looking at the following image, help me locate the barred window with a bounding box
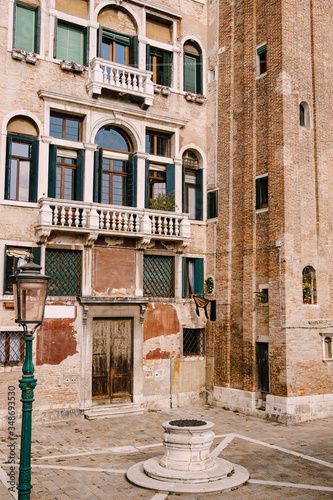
[183,328,205,357]
[143,255,174,298]
[45,249,82,296]
[0,332,24,366]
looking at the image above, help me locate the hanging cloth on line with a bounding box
[193,296,216,321]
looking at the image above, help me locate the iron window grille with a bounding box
[0,331,25,366]
[143,255,174,298]
[183,328,205,357]
[45,249,82,296]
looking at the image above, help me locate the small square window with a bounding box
[0,331,25,366]
[145,130,171,157]
[183,328,205,357]
[257,44,267,76]
[207,190,218,219]
[256,176,268,210]
[182,258,204,298]
[50,113,82,142]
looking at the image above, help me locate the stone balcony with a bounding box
[36,198,191,250]
[86,57,154,107]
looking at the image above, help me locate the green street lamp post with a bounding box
[11,255,50,500]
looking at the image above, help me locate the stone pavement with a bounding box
[0,405,332,499]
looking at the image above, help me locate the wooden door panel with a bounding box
[92,320,110,398]
[110,319,132,400]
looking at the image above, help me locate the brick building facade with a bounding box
[0,0,332,427]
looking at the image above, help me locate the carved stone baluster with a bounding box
[53,205,59,226]
[81,208,87,228]
[74,208,80,227]
[121,72,126,87]
[135,214,140,232]
[123,213,128,232]
[133,75,138,91]
[158,216,162,235]
[115,69,120,86]
[127,72,132,89]
[105,210,110,230]
[110,67,115,85]
[129,214,134,232]
[60,206,66,226]
[112,212,117,230]
[99,211,103,229]
[175,218,180,236]
[151,216,156,234]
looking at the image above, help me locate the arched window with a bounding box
[299,101,310,128]
[97,7,138,67]
[5,116,39,202]
[183,41,202,95]
[302,266,316,304]
[182,150,203,220]
[94,126,135,207]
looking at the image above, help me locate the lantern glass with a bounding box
[19,281,47,323]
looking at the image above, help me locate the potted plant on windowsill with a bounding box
[154,84,162,93]
[185,92,196,102]
[12,48,24,61]
[195,93,207,104]
[25,52,37,64]
[161,86,171,96]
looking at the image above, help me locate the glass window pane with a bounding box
[96,128,130,151]
[113,160,126,172]
[56,167,62,199]
[188,186,196,219]
[155,54,164,85]
[50,116,63,139]
[185,173,196,184]
[188,260,195,295]
[10,160,18,200]
[101,173,110,204]
[102,39,111,61]
[153,182,166,198]
[0,335,5,362]
[9,333,21,362]
[18,161,30,202]
[65,119,80,141]
[113,176,126,205]
[12,142,30,157]
[145,134,154,154]
[156,136,168,156]
[63,168,74,200]
[115,42,126,65]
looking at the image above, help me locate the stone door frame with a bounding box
[79,297,148,410]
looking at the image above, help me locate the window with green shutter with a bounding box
[4,246,40,295]
[183,41,202,94]
[15,3,39,53]
[56,21,86,65]
[146,46,171,86]
[207,190,218,219]
[182,257,204,298]
[5,134,39,203]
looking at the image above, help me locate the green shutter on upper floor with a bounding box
[129,36,139,68]
[182,164,186,213]
[76,149,85,201]
[257,44,267,55]
[31,246,41,265]
[184,54,197,93]
[4,135,12,200]
[182,257,187,298]
[145,159,150,208]
[166,164,175,201]
[93,148,103,203]
[57,22,86,65]
[196,168,203,221]
[196,54,203,94]
[163,51,171,86]
[29,139,39,203]
[194,258,204,296]
[48,144,57,198]
[15,4,37,53]
[256,178,261,210]
[146,43,151,70]
[127,153,137,207]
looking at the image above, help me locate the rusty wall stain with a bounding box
[36,318,77,365]
[145,348,171,360]
[144,303,180,341]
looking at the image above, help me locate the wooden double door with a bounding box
[92,318,132,402]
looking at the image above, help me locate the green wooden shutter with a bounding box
[97,27,102,57]
[184,54,197,93]
[207,192,211,219]
[29,139,39,203]
[93,148,103,203]
[127,153,137,207]
[35,6,40,54]
[166,164,175,203]
[32,246,41,265]
[130,35,139,68]
[256,178,261,209]
[84,27,89,65]
[48,144,57,198]
[182,164,186,213]
[76,149,85,201]
[196,54,203,94]
[182,257,187,298]
[195,258,204,296]
[5,136,12,200]
[53,17,58,58]
[15,4,36,53]
[57,23,85,64]
[146,43,150,70]
[196,168,203,221]
[145,159,150,208]
[257,44,267,55]
[163,52,171,86]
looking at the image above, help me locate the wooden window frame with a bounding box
[185,169,197,217]
[9,139,31,201]
[101,159,128,205]
[149,169,166,199]
[50,112,83,142]
[56,156,76,200]
[146,130,171,157]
